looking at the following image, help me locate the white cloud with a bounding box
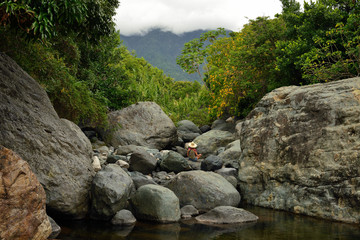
[115,0,306,36]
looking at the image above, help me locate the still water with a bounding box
[57,206,360,240]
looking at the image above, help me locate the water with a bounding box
[57,206,360,240]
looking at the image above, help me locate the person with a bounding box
[187,142,202,162]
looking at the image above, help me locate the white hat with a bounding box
[188,142,197,148]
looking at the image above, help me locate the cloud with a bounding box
[115,0,289,36]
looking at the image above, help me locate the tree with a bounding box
[0,0,119,41]
[176,28,227,84]
[206,17,286,118]
[275,0,359,85]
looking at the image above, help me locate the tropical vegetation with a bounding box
[1,0,359,127]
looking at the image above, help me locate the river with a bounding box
[57,206,360,240]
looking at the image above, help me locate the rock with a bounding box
[107,154,121,164]
[194,130,236,158]
[111,210,137,226]
[130,171,157,189]
[175,146,187,157]
[218,140,241,168]
[160,150,191,173]
[131,184,181,223]
[129,149,157,175]
[211,119,236,132]
[177,120,202,134]
[215,168,239,187]
[92,156,101,172]
[201,155,223,171]
[115,145,145,155]
[181,205,199,219]
[235,121,243,139]
[239,78,360,223]
[0,146,52,240]
[104,102,178,149]
[116,160,130,169]
[166,170,241,211]
[0,53,94,218]
[200,125,211,133]
[224,176,238,188]
[48,216,61,239]
[90,164,135,220]
[215,167,238,178]
[195,206,258,224]
[152,171,176,186]
[177,120,202,142]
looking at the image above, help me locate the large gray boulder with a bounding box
[194,130,236,157]
[0,52,94,218]
[131,184,181,223]
[129,148,157,175]
[200,155,223,171]
[239,78,360,223]
[105,102,178,149]
[166,170,240,211]
[90,164,134,220]
[159,150,191,173]
[195,206,258,224]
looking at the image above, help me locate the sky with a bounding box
[114,0,308,36]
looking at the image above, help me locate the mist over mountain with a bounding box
[120,28,209,82]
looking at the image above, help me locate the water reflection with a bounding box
[57,206,360,240]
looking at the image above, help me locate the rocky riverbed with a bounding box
[1,51,360,239]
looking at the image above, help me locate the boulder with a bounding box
[129,171,157,189]
[90,164,134,220]
[0,146,52,240]
[194,130,236,157]
[129,148,157,175]
[201,155,223,171]
[239,78,360,223]
[180,205,199,219]
[160,150,191,173]
[92,156,101,172]
[211,119,236,132]
[218,140,241,168]
[115,145,147,156]
[166,170,240,211]
[106,154,122,164]
[104,102,178,149]
[177,120,202,134]
[131,184,181,223]
[200,125,211,133]
[177,120,201,142]
[116,160,130,169]
[195,206,258,224]
[111,209,136,226]
[0,53,94,218]
[152,171,176,186]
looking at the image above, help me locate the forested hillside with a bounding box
[120,29,207,82]
[0,0,359,128]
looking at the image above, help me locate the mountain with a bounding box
[120,28,209,82]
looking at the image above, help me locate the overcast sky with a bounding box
[114,0,308,36]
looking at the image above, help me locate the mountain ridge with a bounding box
[120,28,210,82]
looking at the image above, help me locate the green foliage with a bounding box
[0,0,119,42]
[206,17,287,118]
[276,0,360,85]
[300,2,360,82]
[0,28,108,126]
[176,28,227,82]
